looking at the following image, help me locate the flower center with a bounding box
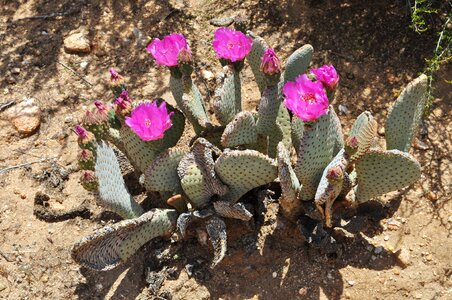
[300,93,316,104]
[144,119,152,127]
[227,41,234,49]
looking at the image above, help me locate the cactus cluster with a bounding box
[71,22,426,271]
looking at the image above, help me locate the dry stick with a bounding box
[57,61,93,87]
[14,9,80,21]
[0,100,15,112]
[0,157,55,175]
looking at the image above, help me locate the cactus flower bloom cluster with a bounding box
[147,33,189,67]
[283,74,329,122]
[260,48,281,75]
[311,65,339,90]
[125,101,174,141]
[212,27,253,62]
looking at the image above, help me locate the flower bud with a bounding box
[260,48,281,76]
[80,170,98,191]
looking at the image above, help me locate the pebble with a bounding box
[11,67,21,75]
[396,248,411,268]
[347,280,355,286]
[8,98,41,136]
[384,235,389,241]
[378,127,385,136]
[272,272,277,278]
[298,287,307,296]
[374,246,383,254]
[201,70,215,81]
[338,104,349,114]
[0,282,7,291]
[426,191,438,202]
[80,61,89,69]
[425,254,433,261]
[64,30,91,53]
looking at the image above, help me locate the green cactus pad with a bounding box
[283,44,314,83]
[206,216,227,268]
[213,67,242,126]
[71,209,177,271]
[256,85,280,135]
[178,139,228,208]
[95,142,143,219]
[275,104,292,150]
[221,111,258,147]
[385,74,428,152]
[144,148,187,193]
[120,126,159,174]
[213,201,253,221]
[347,111,378,162]
[246,31,268,93]
[291,117,304,155]
[355,149,421,202]
[214,149,278,203]
[277,142,302,220]
[314,149,348,227]
[294,107,341,200]
[331,108,344,156]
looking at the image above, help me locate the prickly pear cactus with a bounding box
[71,26,426,273]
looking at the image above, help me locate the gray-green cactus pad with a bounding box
[213,68,242,126]
[347,111,378,162]
[256,85,280,135]
[246,31,268,94]
[120,126,158,174]
[295,107,342,200]
[291,117,304,155]
[95,142,143,219]
[71,209,178,271]
[385,74,428,152]
[178,139,228,208]
[277,142,302,220]
[144,148,187,192]
[221,111,258,147]
[283,44,314,83]
[215,149,278,202]
[206,216,227,268]
[355,149,421,202]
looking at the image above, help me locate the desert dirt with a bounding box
[0,0,451,299]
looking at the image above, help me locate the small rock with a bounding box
[413,138,430,150]
[64,30,91,54]
[11,68,21,75]
[298,287,307,296]
[0,282,7,292]
[426,191,438,202]
[64,116,74,124]
[6,76,16,84]
[80,61,89,69]
[425,254,433,261]
[374,246,383,254]
[394,269,400,275]
[201,70,215,81]
[396,248,411,268]
[387,218,401,230]
[362,87,371,97]
[347,280,355,286]
[41,31,49,36]
[378,127,385,136]
[384,235,389,241]
[8,98,41,136]
[272,272,277,278]
[338,104,349,115]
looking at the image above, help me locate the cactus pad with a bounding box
[213,201,253,221]
[295,107,342,200]
[256,86,280,135]
[221,111,258,147]
[346,111,377,162]
[95,142,143,219]
[291,117,304,154]
[215,149,278,202]
[206,216,227,268]
[144,148,187,193]
[277,142,302,220]
[355,149,421,202]
[246,31,268,94]
[283,44,314,83]
[385,74,428,152]
[71,209,177,271]
[213,68,242,125]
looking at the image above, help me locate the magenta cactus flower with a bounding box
[212,27,253,62]
[283,74,329,122]
[311,65,339,90]
[125,101,174,141]
[260,48,281,75]
[146,33,188,67]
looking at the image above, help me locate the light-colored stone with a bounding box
[396,248,411,268]
[8,98,41,136]
[64,30,91,53]
[201,70,215,81]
